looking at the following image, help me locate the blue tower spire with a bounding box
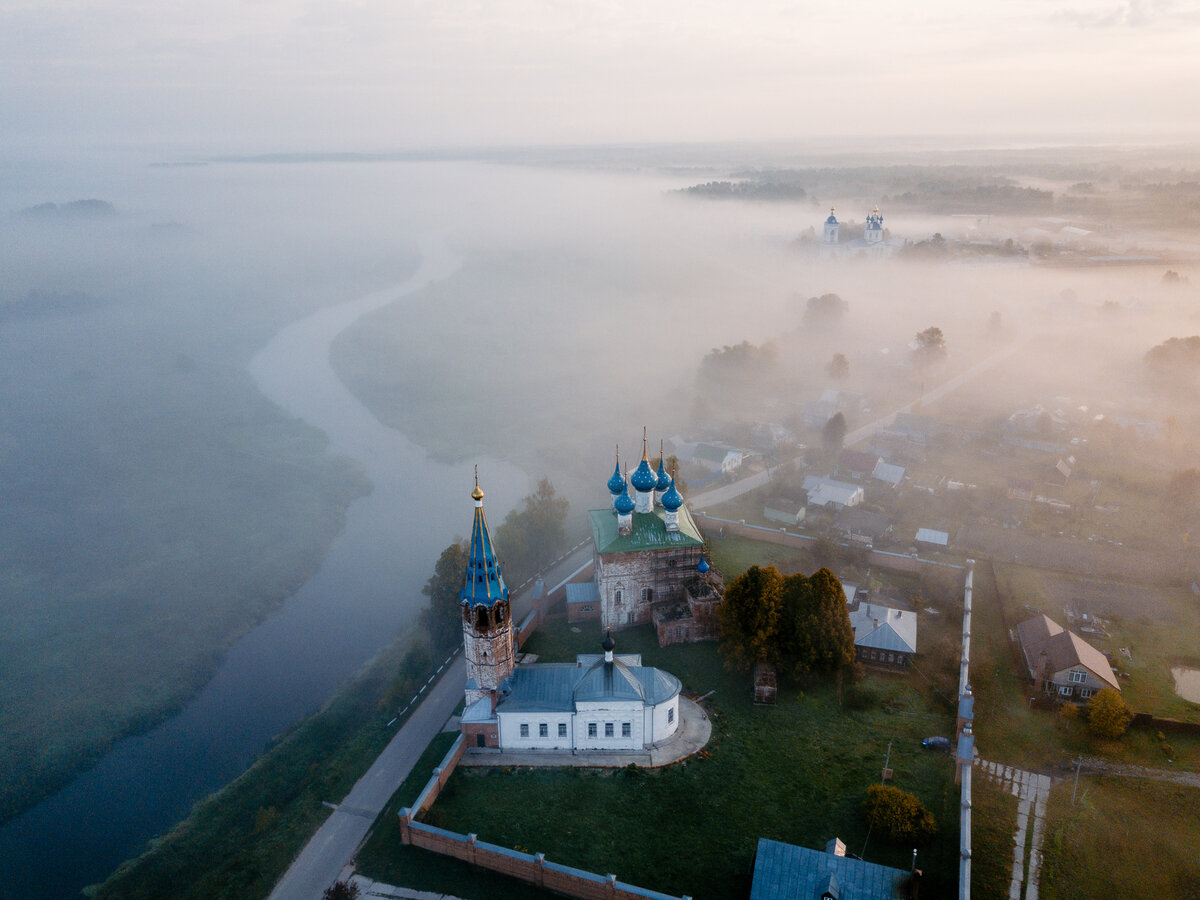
[461,469,508,607]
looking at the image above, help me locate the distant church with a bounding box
[458,475,684,751]
[819,204,899,258]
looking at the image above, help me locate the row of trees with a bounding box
[718,565,854,678]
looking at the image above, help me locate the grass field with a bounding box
[969,778,1018,900]
[1039,776,1200,900]
[360,619,972,899]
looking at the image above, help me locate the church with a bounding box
[458,476,683,751]
[819,204,900,258]
[585,436,722,646]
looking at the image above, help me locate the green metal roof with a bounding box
[589,506,704,554]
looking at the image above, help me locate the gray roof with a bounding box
[915,528,949,546]
[750,838,908,900]
[849,603,917,654]
[497,659,681,713]
[872,461,905,485]
[565,581,599,605]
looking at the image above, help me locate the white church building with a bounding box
[820,204,900,258]
[457,476,683,751]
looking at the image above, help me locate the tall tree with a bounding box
[1087,688,1132,739]
[826,352,849,381]
[494,478,570,586]
[822,412,847,452]
[778,568,854,678]
[913,326,947,368]
[718,565,784,671]
[420,540,469,654]
[803,293,848,329]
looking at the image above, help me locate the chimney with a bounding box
[825,837,846,857]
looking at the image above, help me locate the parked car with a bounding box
[921,736,951,752]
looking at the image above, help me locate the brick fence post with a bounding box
[398,808,412,845]
[468,833,478,866]
[606,873,617,898]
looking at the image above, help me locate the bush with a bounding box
[1086,689,1132,739]
[862,784,938,845]
[843,683,881,711]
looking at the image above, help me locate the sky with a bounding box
[3,0,1200,154]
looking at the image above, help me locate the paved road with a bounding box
[266,654,467,900]
[267,542,595,899]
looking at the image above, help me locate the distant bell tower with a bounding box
[461,471,514,708]
[865,205,884,244]
[824,205,840,244]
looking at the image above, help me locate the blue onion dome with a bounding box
[825,205,838,225]
[697,556,710,574]
[661,477,683,512]
[655,458,670,492]
[615,486,635,515]
[607,458,625,496]
[631,456,657,492]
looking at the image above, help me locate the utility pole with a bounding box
[1071,754,1083,805]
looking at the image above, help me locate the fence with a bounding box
[692,514,965,574]
[398,736,690,900]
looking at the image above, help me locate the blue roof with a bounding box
[615,486,636,514]
[608,460,626,495]
[826,213,839,225]
[655,458,671,492]
[750,838,908,900]
[661,477,683,512]
[631,456,658,492]
[460,488,509,607]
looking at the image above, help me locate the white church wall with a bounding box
[498,712,576,750]
[573,701,645,751]
[646,695,681,743]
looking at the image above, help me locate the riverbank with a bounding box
[91,628,433,900]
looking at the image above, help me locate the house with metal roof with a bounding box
[803,475,864,510]
[848,601,918,670]
[461,632,682,751]
[1015,614,1119,700]
[749,837,912,900]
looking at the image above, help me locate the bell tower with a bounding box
[461,471,514,708]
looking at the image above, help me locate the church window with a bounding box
[558,723,567,737]
[605,722,614,737]
[539,723,548,738]
[495,605,506,623]
[622,722,631,737]
[588,722,597,738]
[667,708,674,724]
[615,590,622,605]
[627,612,635,624]
[520,723,529,738]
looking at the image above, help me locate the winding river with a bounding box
[0,237,527,900]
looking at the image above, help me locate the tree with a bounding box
[862,784,938,845]
[494,478,570,586]
[323,882,360,900]
[826,352,849,381]
[1087,688,1132,739]
[777,568,854,678]
[420,541,469,654]
[382,640,434,712]
[803,293,848,329]
[651,454,688,497]
[913,326,947,368]
[718,565,784,671]
[821,412,846,452]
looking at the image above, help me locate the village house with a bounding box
[763,496,806,526]
[803,475,864,510]
[1015,614,1119,700]
[848,600,918,670]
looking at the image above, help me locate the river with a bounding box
[0,235,527,900]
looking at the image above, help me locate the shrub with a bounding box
[862,783,938,845]
[1086,689,1132,739]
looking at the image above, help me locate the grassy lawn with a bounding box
[969,778,1018,900]
[361,618,967,899]
[966,563,1200,771]
[1039,776,1200,900]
